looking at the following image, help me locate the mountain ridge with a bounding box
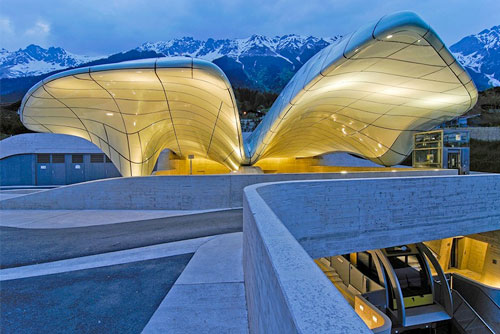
[450,25,500,90]
[1,26,499,102]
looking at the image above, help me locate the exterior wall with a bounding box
[0,169,456,210]
[243,184,371,334]
[0,153,120,186]
[468,127,500,141]
[242,174,500,333]
[0,155,35,186]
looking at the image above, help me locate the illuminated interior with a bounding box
[19,11,477,176]
[246,11,478,166]
[425,232,500,288]
[20,58,244,176]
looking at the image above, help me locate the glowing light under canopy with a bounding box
[19,11,477,176]
[245,11,477,166]
[20,58,245,176]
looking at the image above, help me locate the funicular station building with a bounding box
[1,11,499,334]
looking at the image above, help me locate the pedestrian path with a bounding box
[0,230,249,333]
[0,235,214,281]
[142,233,248,334]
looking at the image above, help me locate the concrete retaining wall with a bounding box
[243,183,371,334]
[257,174,500,258]
[242,174,500,333]
[468,127,500,141]
[0,169,455,210]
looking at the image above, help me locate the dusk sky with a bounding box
[1,0,498,56]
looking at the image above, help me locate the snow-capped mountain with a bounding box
[137,35,339,63]
[450,25,500,90]
[136,34,340,91]
[0,35,339,80]
[1,26,500,103]
[0,34,341,100]
[0,44,101,79]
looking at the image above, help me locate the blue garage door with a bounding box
[68,154,85,184]
[36,154,52,185]
[51,154,66,184]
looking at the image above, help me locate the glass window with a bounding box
[37,154,50,163]
[90,154,104,163]
[414,132,442,149]
[388,254,432,309]
[72,154,84,163]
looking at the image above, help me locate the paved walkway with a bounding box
[0,232,248,333]
[0,207,248,333]
[143,233,248,333]
[0,236,215,281]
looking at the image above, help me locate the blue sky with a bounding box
[1,0,498,55]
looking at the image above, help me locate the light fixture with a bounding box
[106,112,114,116]
[341,171,348,174]
[359,305,364,311]
[386,35,393,39]
[372,315,378,323]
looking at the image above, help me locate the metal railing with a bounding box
[452,274,500,333]
[452,290,496,334]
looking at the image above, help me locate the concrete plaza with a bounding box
[1,171,499,333]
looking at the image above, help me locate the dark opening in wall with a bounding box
[37,154,50,163]
[90,154,104,163]
[72,154,83,163]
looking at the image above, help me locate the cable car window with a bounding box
[388,254,433,309]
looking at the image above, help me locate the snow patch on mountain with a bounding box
[0,44,102,78]
[451,25,500,90]
[136,34,341,64]
[2,26,500,93]
[453,51,483,73]
[486,73,500,86]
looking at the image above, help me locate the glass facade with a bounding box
[413,129,470,172]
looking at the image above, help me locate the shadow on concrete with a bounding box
[0,209,241,268]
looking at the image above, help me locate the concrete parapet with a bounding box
[0,169,456,210]
[242,174,500,333]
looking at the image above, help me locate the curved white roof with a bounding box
[20,57,244,176]
[0,133,103,160]
[246,11,477,166]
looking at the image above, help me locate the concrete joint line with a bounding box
[0,235,216,281]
